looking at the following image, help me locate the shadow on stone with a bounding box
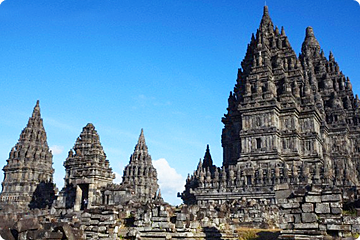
[125,216,135,227]
[62,183,76,209]
[257,230,280,240]
[203,226,222,240]
[29,181,56,209]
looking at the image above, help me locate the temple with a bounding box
[181,5,360,205]
[56,123,115,211]
[101,129,161,206]
[0,101,55,212]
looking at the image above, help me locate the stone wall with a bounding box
[277,184,360,239]
[0,210,82,240]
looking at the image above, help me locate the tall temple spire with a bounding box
[202,144,213,169]
[0,100,54,211]
[122,129,159,202]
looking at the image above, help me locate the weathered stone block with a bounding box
[274,183,289,190]
[331,207,342,214]
[281,202,300,209]
[275,189,292,200]
[321,194,341,202]
[282,214,294,223]
[151,217,168,222]
[319,224,326,231]
[189,221,200,229]
[81,217,91,222]
[290,197,305,203]
[14,218,40,232]
[177,213,186,221]
[342,215,360,224]
[290,208,302,214]
[326,224,351,231]
[279,223,293,229]
[324,218,342,224]
[0,228,16,240]
[352,224,360,233]
[152,208,159,217]
[330,202,341,208]
[315,203,330,214]
[159,222,170,229]
[159,210,168,217]
[294,223,319,229]
[82,212,92,218]
[293,188,307,197]
[302,203,314,213]
[175,220,184,229]
[151,222,160,228]
[89,220,100,225]
[302,213,317,223]
[97,233,109,238]
[305,195,321,203]
[311,185,322,193]
[98,226,107,233]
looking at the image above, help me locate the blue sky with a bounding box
[0,0,359,205]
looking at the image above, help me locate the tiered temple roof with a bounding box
[182,6,360,205]
[64,123,114,185]
[59,123,114,210]
[0,101,54,210]
[121,129,159,201]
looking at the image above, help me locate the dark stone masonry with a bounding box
[1,6,360,240]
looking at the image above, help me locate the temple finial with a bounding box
[259,5,273,34]
[306,26,315,38]
[138,128,145,144]
[32,100,41,118]
[281,26,286,36]
[301,26,321,56]
[262,5,270,19]
[263,5,269,18]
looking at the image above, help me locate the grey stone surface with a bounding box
[302,203,314,213]
[0,101,55,212]
[301,213,317,223]
[315,203,330,214]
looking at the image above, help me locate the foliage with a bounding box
[342,208,357,216]
[237,228,280,240]
[353,233,359,238]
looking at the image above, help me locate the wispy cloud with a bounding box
[0,0,5,5]
[45,117,78,133]
[134,94,171,108]
[50,145,64,155]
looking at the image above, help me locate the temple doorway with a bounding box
[79,184,89,210]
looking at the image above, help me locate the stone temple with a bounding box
[1,6,360,240]
[56,123,115,211]
[181,5,360,205]
[0,101,55,212]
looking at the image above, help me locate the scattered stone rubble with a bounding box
[1,6,360,240]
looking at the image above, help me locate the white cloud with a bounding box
[153,158,185,199]
[0,0,5,5]
[114,172,122,184]
[50,145,64,155]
